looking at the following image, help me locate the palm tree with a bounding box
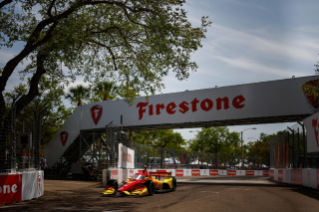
[93,81,118,101]
[65,85,90,106]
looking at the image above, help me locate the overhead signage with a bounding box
[44,76,317,167]
[78,76,315,131]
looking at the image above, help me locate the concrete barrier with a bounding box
[270,168,319,189]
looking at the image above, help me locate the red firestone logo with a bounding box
[91,105,103,125]
[38,175,41,195]
[60,131,68,146]
[312,118,319,147]
[136,95,245,120]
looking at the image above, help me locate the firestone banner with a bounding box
[0,174,22,204]
[118,143,135,169]
[45,76,317,167]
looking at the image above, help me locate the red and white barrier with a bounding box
[269,168,319,190]
[0,171,44,204]
[104,169,269,185]
[209,170,218,176]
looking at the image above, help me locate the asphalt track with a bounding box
[2,176,319,212]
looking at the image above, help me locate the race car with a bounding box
[101,167,177,196]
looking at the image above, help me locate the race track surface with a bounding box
[1,176,319,212]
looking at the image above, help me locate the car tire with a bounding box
[172,177,177,191]
[145,180,155,196]
[107,179,118,191]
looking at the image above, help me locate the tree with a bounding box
[299,54,319,108]
[133,129,185,168]
[188,127,240,154]
[65,85,90,107]
[246,133,271,167]
[133,130,185,149]
[93,81,118,101]
[4,76,72,149]
[0,0,211,166]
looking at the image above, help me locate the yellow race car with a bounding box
[101,168,177,196]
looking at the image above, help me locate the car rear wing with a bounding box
[149,172,172,178]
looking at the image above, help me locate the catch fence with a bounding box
[268,122,319,169]
[0,96,45,174]
[130,141,268,170]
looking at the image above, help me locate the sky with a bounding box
[160,0,319,143]
[1,0,319,144]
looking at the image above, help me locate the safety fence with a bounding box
[0,97,46,174]
[268,122,319,169]
[131,141,269,170]
[102,168,269,186]
[269,168,319,189]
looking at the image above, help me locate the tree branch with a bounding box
[0,0,152,92]
[87,39,118,70]
[47,0,56,19]
[0,0,12,9]
[89,26,131,48]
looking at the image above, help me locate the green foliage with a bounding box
[299,55,319,107]
[246,132,273,161]
[188,127,241,155]
[4,76,72,148]
[1,0,211,105]
[93,81,118,101]
[133,129,186,149]
[65,85,90,106]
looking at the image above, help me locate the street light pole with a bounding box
[241,131,243,170]
[241,128,257,169]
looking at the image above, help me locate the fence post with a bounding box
[287,127,295,168]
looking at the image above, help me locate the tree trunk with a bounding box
[0,50,48,172]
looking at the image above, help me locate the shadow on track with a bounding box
[290,187,319,201]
